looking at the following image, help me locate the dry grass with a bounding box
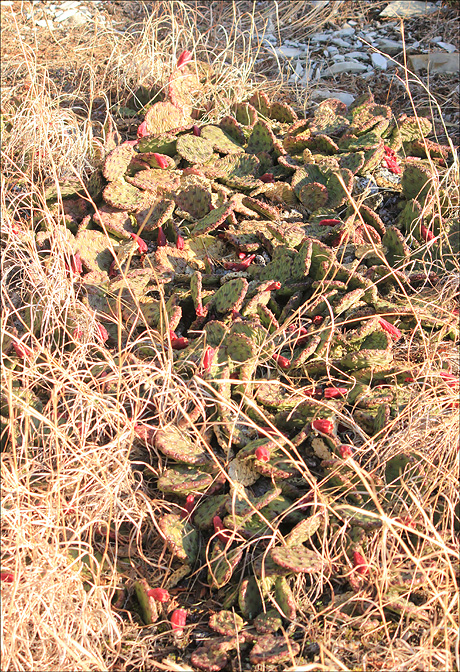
[1,2,459,671]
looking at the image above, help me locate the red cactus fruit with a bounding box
[170,608,187,634]
[70,252,83,274]
[202,346,216,370]
[195,304,206,317]
[255,445,270,461]
[0,572,14,583]
[12,341,33,359]
[266,281,281,291]
[157,226,167,247]
[312,315,324,325]
[324,387,348,399]
[96,323,109,343]
[170,336,189,350]
[72,328,83,340]
[404,377,415,383]
[147,587,170,602]
[152,153,169,169]
[420,224,435,242]
[339,445,354,459]
[318,218,341,226]
[260,172,275,183]
[312,418,334,435]
[137,121,149,138]
[223,254,256,271]
[383,155,402,174]
[353,550,369,576]
[130,233,148,254]
[272,353,290,369]
[177,51,193,68]
[184,494,196,515]
[440,372,459,388]
[213,516,230,543]
[176,233,185,250]
[192,125,201,136]
[378,318,402,340]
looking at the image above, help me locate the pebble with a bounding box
[311,89,355,106]
[375,38,403,55]
[336,27,355,37]
[436,42,457,53]
[346,51,370,61]
[327,61,368,75]
[331,37,352,48]
[273,46,304,59]
[371,53,388,70]
[331,54,345,62]
[311,34,330,43]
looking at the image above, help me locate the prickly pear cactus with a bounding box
[15,60,458,671]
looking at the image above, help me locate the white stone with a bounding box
[408,52,460,74]
[327,61,368,75]
[327,46,339,55]
[346,51,370,61]
[430,36,443,43]
[376,38,403,55]
[331,37,352,48]
[58,1,81,8]
[437,42,457,53]
[380,1,438,17]
[68,10,89,25]
[331,54,345,62]
[55,7,80,21]
[35,18,53,27]
[311,33,331,43]
[348,20,357,26]
[1,0,14,5]
[336,27,355,37]
[371,52,388,70]
[333,92,355,106]
[273,46,304,59]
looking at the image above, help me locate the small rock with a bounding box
[327,61,368,75]
[35,18,53,27]
[1,1,14,6]
[327,46,339,55]
[375,38,403,55]
[336,27,355,37]
[346,51,370,61]
[55,7,81,22]
[408,52,459,74]
[68,10,89,25]
[380,1,438,18]
[331,54,345,62]
[371,53,388,70]
[436,42,457,53]
[273,46,304,59]
[310,89,355,107]
[430,36,443,43]
[311,33,331,43]
[331,37,352,48]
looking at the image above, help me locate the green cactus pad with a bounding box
[285,513,324,546]
[133,578,159,625]
[207,541,243,589]
[135,198,175,235]
[126,168,180,195]
[92,205,135,240]
[157,464,215,495]
[190,647,228,672]
[401,159,434,202]
[238,576,263,619]
[274,576,296,620]
[210,277,248,314]
[194,495,229,530]
[176,134,214,164]
[398,115,432,142]
[209,610,244,636]
[249,91,270,117]
[137,133,177,155]
[158,512,199,562]
[271,544,323,573]
[382,226,411,266]
[155,425,210,465]
[249,634,300,665]
[200,125,244,154]
[190,202,235,237]
[253,609,283,634]
[103,142,136,182]
[103,179,151,211]
[246,119,276,154]
[219,115,246,144]
[144,101,186,135]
